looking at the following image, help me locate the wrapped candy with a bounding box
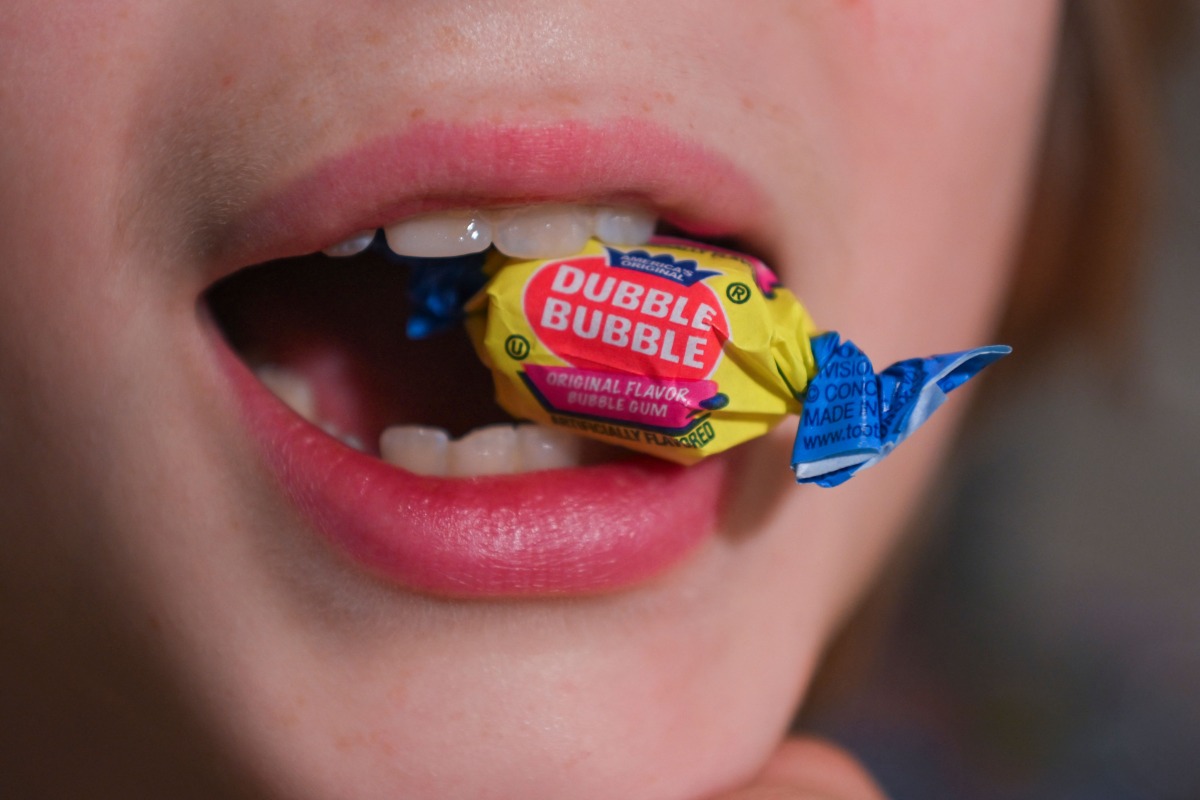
[411,237,1008,487]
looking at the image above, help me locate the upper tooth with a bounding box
[384,210,492,258]
[593,206,656,246]
[490,205,593,259]
[322,230,376,257]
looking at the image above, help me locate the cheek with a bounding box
[766,2,1061,361]
[864,8,1057,347]
[705,3,1063,660]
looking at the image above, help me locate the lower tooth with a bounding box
[340,434,367,452]
[380,426,450,475]
[447,424,519,476]
[255,364,318,422]
[517,424,585,471]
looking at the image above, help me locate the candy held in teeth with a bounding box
[431,238,1008,486]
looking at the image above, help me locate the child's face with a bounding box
[0,2,1057,798]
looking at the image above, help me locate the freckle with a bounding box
[409,107,426,120]
[437,24,467,53]
[564,747,594,767]
[370,729,398,757]
[741,96,755,111]
[641,102,653,113]
[662,92,676,105]
[551,88,582,106]
[274,709,300,729]
[335,731,368,753]
[270,694,305,730]
[365,29,385,46]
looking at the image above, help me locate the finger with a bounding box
[713,737,887,800]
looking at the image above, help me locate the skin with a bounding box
[0,2,1058,799]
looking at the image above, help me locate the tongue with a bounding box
[207,251,508,450]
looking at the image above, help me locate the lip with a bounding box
[213,118,774,273]
[206,119,766,597]
[212,329,728,596]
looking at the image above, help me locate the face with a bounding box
[0,2,1058,798]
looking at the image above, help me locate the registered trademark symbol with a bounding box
[726,282,751,304]
[504,335,531,360]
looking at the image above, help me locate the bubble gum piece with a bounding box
[463,237,818,463]
[442,237,1008,485]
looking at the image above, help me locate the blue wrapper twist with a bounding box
[369,233,489,340]
[791,333,1010,487]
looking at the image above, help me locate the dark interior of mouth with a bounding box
[205,248,510,453]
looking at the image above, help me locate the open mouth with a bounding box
[204,204,735,596]
[198,121,765,598]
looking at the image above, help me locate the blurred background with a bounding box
[803,14,1199,800]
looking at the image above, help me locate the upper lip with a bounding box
[206,117,777,281]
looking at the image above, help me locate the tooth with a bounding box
[340,434,367,452]
[380,425,450,476]
[384,211,492,258]
[593,206,656,246]
[490,205,592,259]
[447,424,518,476]
[322,230,376,257]
[255,364,318,422]
[517,425,586,472]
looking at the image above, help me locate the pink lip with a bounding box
[216,337,727,596]
[216,118,772,271]
[209,119,764,597]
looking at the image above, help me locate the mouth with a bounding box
[200,120,773,598]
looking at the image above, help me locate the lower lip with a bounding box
[209,324,729,597]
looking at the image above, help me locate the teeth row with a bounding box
[255,365,620,476]
[323,204,656,260]
[380,422,615,477]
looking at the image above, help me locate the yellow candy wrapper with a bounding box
[465,237,819,464]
